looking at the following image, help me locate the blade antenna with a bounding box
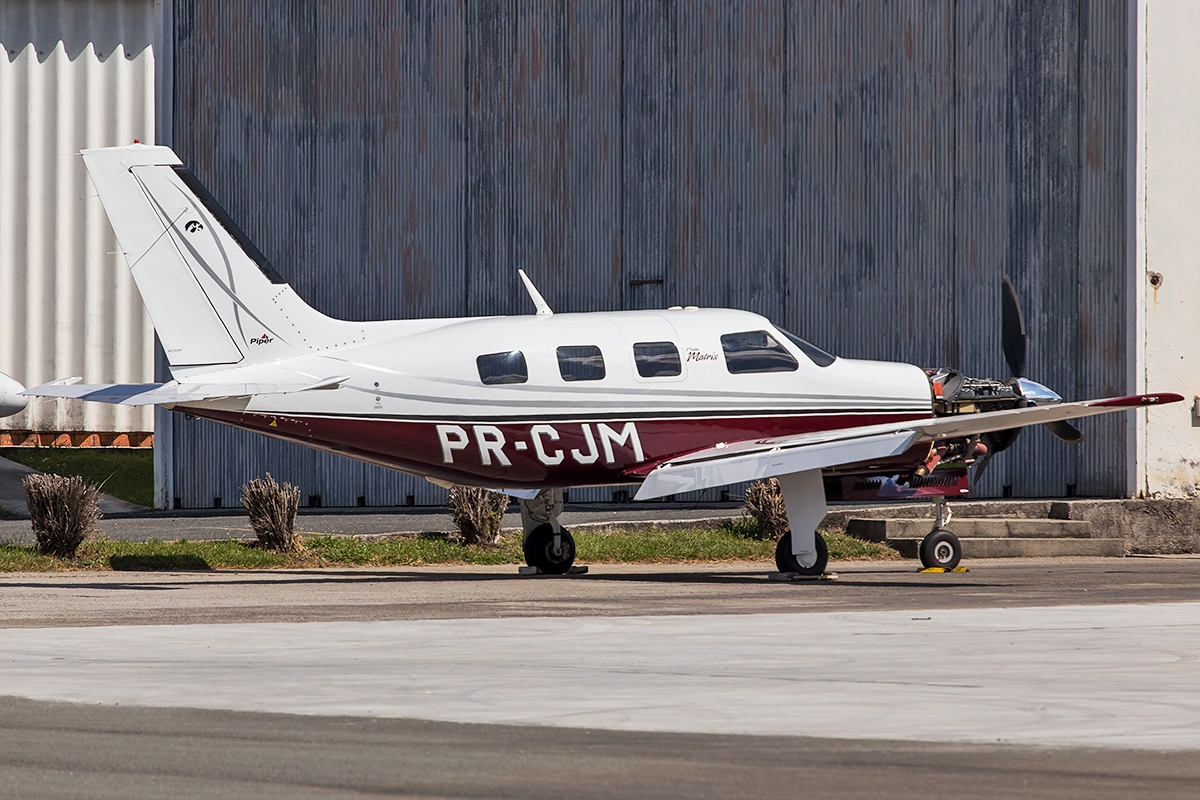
[517,269,553,316]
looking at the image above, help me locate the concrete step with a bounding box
[846,517,1125,559]
[847,518,1094,541]
[885,536,1127,559]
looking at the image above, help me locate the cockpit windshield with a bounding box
[778,328,837,367]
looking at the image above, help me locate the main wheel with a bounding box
[522,524,576,575]
[919,529,962,570]
[775,531,829,576]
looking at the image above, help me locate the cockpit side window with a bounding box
[477,351,528,385]
[633,342,682,378]
[778,328,837,367]
[557,345,606,382]
[720,331,799,374]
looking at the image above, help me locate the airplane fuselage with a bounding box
[176,308,934,490]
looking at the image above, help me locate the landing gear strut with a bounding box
[518,489,584,575]
[770,469,833,579]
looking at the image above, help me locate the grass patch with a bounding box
[823,530,903,561]
[576,526,775,563]
[0,523,901,572]
[1,447,153,508]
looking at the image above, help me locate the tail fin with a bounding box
[82,144,360,371]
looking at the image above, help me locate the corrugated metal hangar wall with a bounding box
[0,0,157,445]
[164,0,1131,508]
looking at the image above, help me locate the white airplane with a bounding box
[2,144,1183,574]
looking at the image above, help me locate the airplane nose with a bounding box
[0,372,27,418]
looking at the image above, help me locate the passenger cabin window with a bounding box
[557,345,606,382]
[477,351,528,385]
[778,329,837,367]
[633,342,682,378]
[720,331,799,374]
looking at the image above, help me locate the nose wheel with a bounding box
[919,529,962,570]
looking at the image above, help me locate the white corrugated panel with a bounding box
[0,0,156,436]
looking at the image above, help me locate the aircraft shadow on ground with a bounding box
[109,554,212,571]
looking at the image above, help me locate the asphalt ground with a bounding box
[1,558,1200,798]
[1,557,1199,628]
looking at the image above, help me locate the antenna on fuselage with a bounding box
[517,269,553,316]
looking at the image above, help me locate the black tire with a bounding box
[522,524,576,574]
[919,529,962,570]
[774,531,829,576]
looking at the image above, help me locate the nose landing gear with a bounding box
[919,497,963,570]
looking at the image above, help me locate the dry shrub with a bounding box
[23,474,101,558]
[742,478,789,541]
[448,486,509,546]
[241,473,302,552]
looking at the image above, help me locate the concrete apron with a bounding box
[2,602,1198,749]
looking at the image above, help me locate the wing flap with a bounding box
[634,430,917,500]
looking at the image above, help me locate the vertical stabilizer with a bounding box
[82,144,361,371]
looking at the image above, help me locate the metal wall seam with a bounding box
[0,0,156,438]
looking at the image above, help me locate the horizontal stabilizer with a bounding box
[23,376,350,406]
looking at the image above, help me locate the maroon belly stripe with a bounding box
[184,408,928,488]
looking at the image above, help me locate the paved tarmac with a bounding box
[3,558,1200,798]
[2,557,1199,628]
[4,696,1197,800]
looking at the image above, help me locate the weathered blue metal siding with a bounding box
[167,0,1129,507]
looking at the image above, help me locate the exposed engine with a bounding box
[917,367,1072,478]
[926,367,1023,415]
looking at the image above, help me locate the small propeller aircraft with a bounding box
[2,145,1183,575]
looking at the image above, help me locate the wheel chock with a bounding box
[917,566,970,573]
[517,565,589,576]
[768,572,838,582]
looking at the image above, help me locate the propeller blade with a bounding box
[1001,275,1026,378]
[983,427,1022,455]
[971,452,994,489]
[1044,420,1084,444]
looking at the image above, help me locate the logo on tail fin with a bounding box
[249,334,274,346]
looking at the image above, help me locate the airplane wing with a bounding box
[23,375,350,406]
[632,392,1183,500]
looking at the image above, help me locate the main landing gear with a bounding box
[518,489,586,576]
[775,531,828,576]
[769,470,835,580]
[919,497,963,570]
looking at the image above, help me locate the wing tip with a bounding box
[1090,393,1185,408]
